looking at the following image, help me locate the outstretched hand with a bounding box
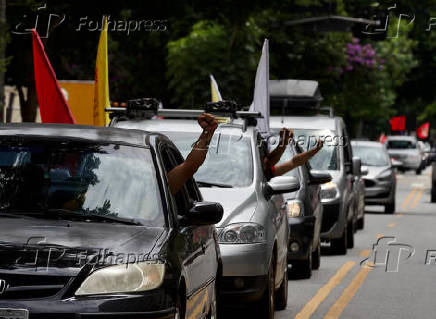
[198,113,218,133]
[313,139,324,152]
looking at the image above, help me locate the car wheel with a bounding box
[357,214,365,230]
[431,190,436,203]
[347,221,355,249]
[385,200,396,214]
[275,264,288,310]
[416,168,422,175]
[331,224,347,255]
[312,241,321,270]
[175,290,185,319]
[258,255,275,319]
[292,245,312,278]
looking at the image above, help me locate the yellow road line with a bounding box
[410,187,424,208]
[387,223,396,228]
[376,234,384,239]
[359,250,371,258]
[401,188,417,209]
[323,267,372,319]
[295,261,355,319]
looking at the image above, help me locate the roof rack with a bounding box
[106,99,263,129]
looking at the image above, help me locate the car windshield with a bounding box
[289,129,339,171]
[163,131,253,187]
[0,140,164,226]
[269,138,300,179]
[387,140,416,149]
[352,146,390,166]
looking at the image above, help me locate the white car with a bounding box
[385,136,423,174]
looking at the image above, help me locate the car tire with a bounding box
[385,200,395,214]
[275,264,288,311]
[258,255,275,319]
[331,224,347,255]
[347,221,355,249]
[312,241,321,270]
[416,168,422,175]
[357,215,365,230]
[175,290,186,319]
[431,191,436,203]
[292,245,312,278]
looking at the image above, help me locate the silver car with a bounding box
[386,136,423,174]
[113,115,298,318]
[351,141,397,214]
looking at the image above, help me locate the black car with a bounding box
[273,141,330,278]
[0,124,223,319]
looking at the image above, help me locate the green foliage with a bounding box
[167,21,261,107]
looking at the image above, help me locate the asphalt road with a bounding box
[275,166,436,319]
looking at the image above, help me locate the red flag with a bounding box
[417,122,430,139]
[378,133,387,144]
[390,116,406,131]
[32,29,75,124]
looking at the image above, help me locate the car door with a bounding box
[258,133,287,286]
[158,143,212,318]
[302,160,322,246]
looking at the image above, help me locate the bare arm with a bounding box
[265,128,293,168]
[167,114,218,195]
[272,140,324,177]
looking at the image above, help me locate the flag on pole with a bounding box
[249,39,270,136]
[94,16,110,126]
[32,29,75,124]
[417,122,430,139]
[390,116,406,131]
[210,75,223,102]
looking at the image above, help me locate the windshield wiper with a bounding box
[44,209,144,226]
[196,181,233,188]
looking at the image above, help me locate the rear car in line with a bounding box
[0,123,223,319]
[352,140,397,214]
[386,135,423,175]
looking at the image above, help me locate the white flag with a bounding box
[210,74,223,102]
[249,39,270,136]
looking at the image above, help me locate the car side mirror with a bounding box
[352,156,362,176]
[309,170,332,185]
[181,201,224,226]
[361,166,369,176]
[265,176,300,198]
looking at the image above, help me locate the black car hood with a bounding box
[0,216,167,276]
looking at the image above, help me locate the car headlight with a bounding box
[75,261,165,296]
[287,200,304,218]
[377,170,392,181]
[321,182,339,202]
[218,223,266,244]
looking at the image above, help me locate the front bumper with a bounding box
[364,179,394,205]
[288,216,315,261]
[219,242,270,277]
[219,275,268,303]
[0,291,176,319]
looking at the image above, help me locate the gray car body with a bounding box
[351,141,396,205]
[385,135,422,170]
[270,116,356,240]
[113,118,289,299]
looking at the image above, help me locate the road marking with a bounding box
[401,188,417,210]
[323,266,372,319]
[410,187,424,208]
[359,250,371,258]
[377,234,384,239]
[388,223,396,228]
[295,261,355,319]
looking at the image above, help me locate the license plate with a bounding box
[0,308,29,319]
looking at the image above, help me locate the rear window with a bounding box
[387,140,416,149]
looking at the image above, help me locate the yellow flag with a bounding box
[93,17,110,126]
[210,74,222,102]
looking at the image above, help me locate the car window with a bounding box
[0,140,165,226]
[291,129,339,171]
[163,131,253,187]
[352,146,390,166]
[387,140,417,149]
